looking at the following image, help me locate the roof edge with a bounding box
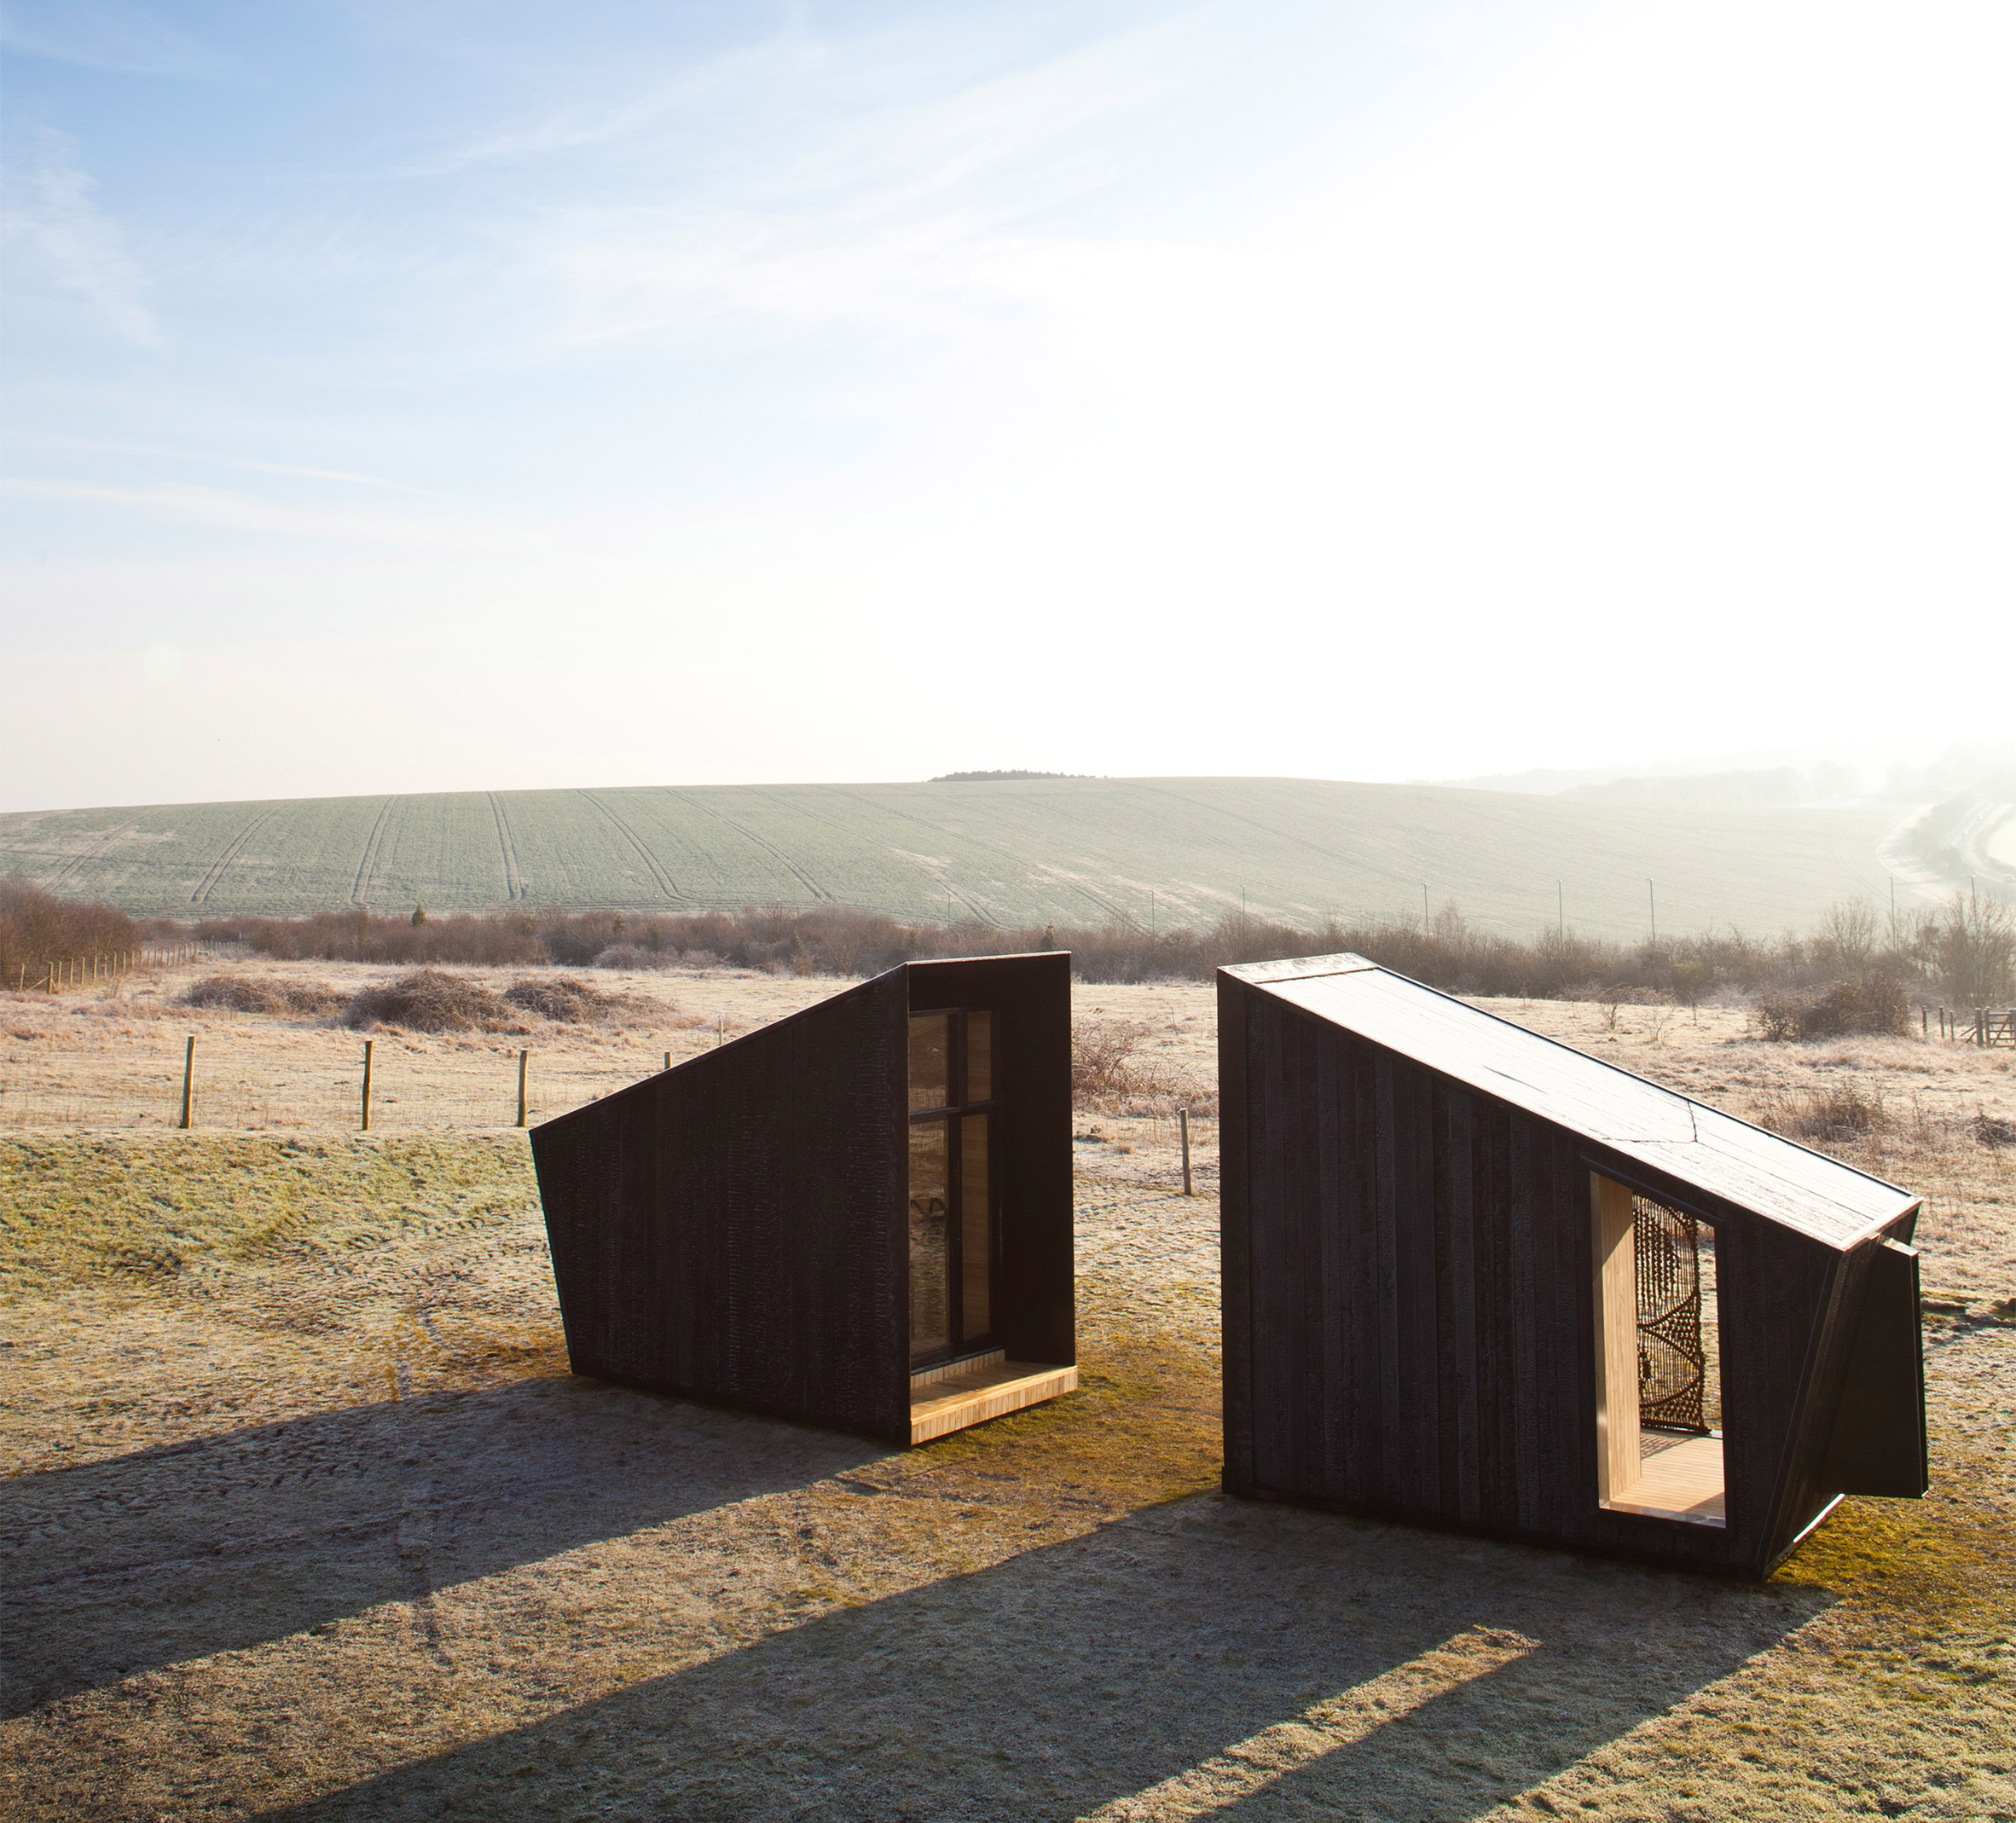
[1220,952,1380,986]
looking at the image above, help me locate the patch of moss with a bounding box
[1772,1445,2016,1634]
[0,1132,539,1297]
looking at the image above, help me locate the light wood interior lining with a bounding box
[1608,1436,1726,1526]
[1590,1173,1640,1502]
[907,1360,1077,1444]
[909,1349,1005,1389]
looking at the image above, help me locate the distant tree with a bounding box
[1816,898,1878,974]
[1671,959,1711,1018]
[1936,892,2014,1006]
[411,902,427,927]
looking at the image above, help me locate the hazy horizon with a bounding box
[4,1,2010,812]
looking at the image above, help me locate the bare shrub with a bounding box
[1752,975,1911,1041]
[593,945,674,971]
[345,970,518,1033]
[1071,1018,1152,1106]
[1752,1083,1890,1144]
[503,975,635,1024]
[1974,1110,2016,1149]
[0,883,137,985]
[184,975,347,1018]
[1070,1017,1211,1114]
[1753,989,1805,1041]
[1934,892,2015,1006]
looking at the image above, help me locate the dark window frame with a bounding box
[908,1007,1002,1369]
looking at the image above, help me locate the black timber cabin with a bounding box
[530,952,1076,1448]
[1219,953,1927,1577]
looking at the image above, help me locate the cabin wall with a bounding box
[531,969,910,1441]
[906,952,1075,1369]
[1222,981,1838,1574]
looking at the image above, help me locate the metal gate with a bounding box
[1633,1195,1710,1432]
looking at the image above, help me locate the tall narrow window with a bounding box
[1591,1174,1725,1527]
[907,1009,999,1368]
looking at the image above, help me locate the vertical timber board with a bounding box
[1527,1125,1578,1541]
[1266,1004,1314,1492]
[907,954,1075,1369]
[1439,1083,1482,1525]
[1314,1022,1351,1504]
[1292,1011,1330,1491]
[1373,1052,1405,1507]
[1218,973,1255,1493]
[1250,996,1300,1491]
[1506,1114,1545,1531]
[1341,1033,1385,1504]
[1390,1056,1442,1517]
[1471,1101,1520,1532]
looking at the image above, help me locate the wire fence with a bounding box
[0,1034,1225,1178]
[0,1035,663,1134]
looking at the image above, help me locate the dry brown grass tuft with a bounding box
[184,974,349,1019]
[502,975,645,1024]
[342,969,522,1034]
[1752,1080,1893,1143]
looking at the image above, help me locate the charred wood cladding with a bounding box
[1218,952,1927,1577]
[530,952,1077,1447]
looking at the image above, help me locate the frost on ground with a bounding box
[0,969,2012,1820]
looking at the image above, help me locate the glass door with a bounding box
[907,1009,998,1369]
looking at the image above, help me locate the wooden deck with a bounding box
[1606,1434,1726,1527]
[908,1354,1078,1444]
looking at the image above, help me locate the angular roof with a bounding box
[1222,954,1917,1250]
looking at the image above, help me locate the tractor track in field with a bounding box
[576,790,682,901]
[487,793,526,900]
[668,789,836,906]
[189,807,281,907]
[349,797,397,906]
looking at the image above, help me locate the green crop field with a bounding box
[0,777,1909,940]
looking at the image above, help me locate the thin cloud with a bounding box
[0,0,229,78]
[480,12,1208,350]
[14,433,437,494]
[0,476,530,553]
[0,127,159,344]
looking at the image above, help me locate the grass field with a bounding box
[0,776,1912,940]
[2,984,2011,1818]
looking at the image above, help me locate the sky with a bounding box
[2,0,2011,812]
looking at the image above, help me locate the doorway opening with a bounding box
[1592,1174,1725,1526]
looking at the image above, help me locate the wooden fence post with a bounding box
[1179,1108,1193,1196]
[361,1039,374,1131]
[179,1036,195,1130]
[517,1050,530,1127]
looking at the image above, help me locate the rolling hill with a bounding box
[0,777,1909,940]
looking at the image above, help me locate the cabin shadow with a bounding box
[269,1496,1832,1823]
[0,1374,885,1720]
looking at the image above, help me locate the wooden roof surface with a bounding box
[1223,954,1916,1249]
